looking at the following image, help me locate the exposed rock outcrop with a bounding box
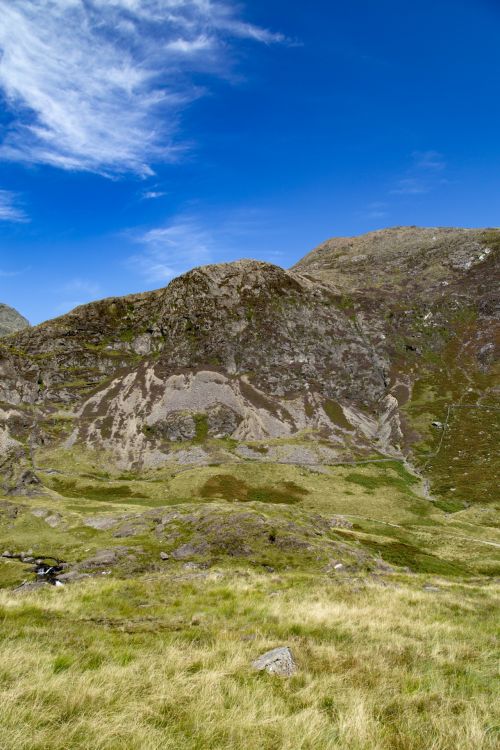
[0,303,29,337]
[0,228,497,505]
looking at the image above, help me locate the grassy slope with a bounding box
[0,454,499,749]
[11,447,499,574]
[400,327,499,511]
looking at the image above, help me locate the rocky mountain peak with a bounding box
[0,303,29,337]
[0,227,497,507]
[294,226,499,298]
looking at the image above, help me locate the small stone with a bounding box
[45,514,61,528]
[2,551,13,558]
[183,561,209,570]
[160,551,169,560]
[84,516,119,531]
[262,565,275,573]
[334,563,344,570]
[423,584,441,592]
[31,508,49,518]
[252,647,296,677]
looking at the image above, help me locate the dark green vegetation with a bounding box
[200,474,308,504]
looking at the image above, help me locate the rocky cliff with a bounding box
[0,303,29,337]
[0,227,498,508]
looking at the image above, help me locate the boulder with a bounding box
[252,646,297,677]
[84,516,121,531]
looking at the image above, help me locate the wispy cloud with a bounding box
[0,190,28,222]
[391,177,430,196]
[53,277,102,315]
[0,267,29,277]
[412,150,446,171]
[141,191,167,200]
[0,1,286,177]
[364,201,389,219]
[127,205,273,283]
[61,278,101,298]
[129,217,214,282]
[391,150,448,195]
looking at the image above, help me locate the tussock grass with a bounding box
[0,572,497,749]
[1,454,498,748]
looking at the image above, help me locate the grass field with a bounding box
[0,455,498,749]
[0,571,498,750]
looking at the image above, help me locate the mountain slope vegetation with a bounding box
[0,226,498,749]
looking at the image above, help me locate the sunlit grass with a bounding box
[0,571,497,749]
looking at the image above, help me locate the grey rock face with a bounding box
[252,646,297,677]
[83,516,121,531]
[0,304,29,337]
[172,541,209,560]
[0,228,497,502]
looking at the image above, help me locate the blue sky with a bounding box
[0,0,499,324]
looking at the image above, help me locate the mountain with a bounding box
[0,303,29,337]
[0,227,498,509]
[294,226,499,509]
[1,228,498,748]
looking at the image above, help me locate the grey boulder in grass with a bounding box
[252,647,297,677]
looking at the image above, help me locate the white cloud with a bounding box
[390,151,448,196]
[364,201,388,218]
[0,190,28,222]
[0,1,285,176]
[129,216,214,282]
[391,178,430,196]
[166,35,215,54]
[412,150,446,171]
[61,279,101,297]
[142,190,167,200]
[127,206,279,283]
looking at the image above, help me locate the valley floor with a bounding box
[0,457,498,749]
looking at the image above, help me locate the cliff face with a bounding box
[0,228,498,507]
[0,303,29,338]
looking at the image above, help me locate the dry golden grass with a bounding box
[0,570,498,750]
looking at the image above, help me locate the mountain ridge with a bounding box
[0,303,30,338]
[0,227,498,509]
